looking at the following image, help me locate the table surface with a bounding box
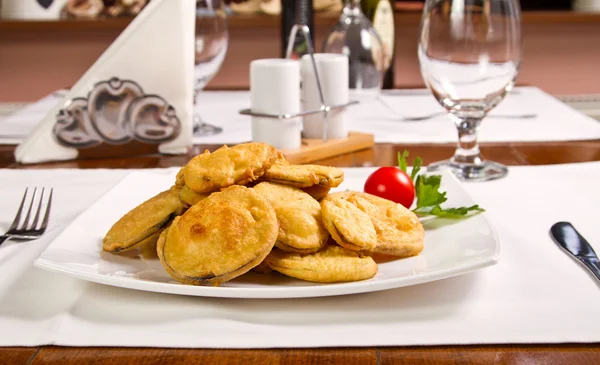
[1,140,600,364]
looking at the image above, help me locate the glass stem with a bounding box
[452,116,483,165]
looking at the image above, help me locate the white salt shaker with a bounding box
[301,53,349,139]
[250,59,302,149]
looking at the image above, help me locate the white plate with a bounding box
[34,168,500,299]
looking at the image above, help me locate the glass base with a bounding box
[427,159,508,182]
[193,115,223,136]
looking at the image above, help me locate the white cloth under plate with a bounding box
[2,87,600,146]
[0,163,599,347]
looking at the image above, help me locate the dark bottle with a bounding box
[281,0,315,59]
[361,0,395,89]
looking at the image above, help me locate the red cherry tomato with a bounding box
[364,167,415,208]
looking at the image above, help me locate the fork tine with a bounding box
[39,188,53,232]
[30,188,45,230]
[20,187,37,230]
[7,188,29,231]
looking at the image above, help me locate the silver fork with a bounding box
[0,187,53,246]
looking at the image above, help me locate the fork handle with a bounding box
[0,235,10,246]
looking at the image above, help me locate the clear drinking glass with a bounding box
[194,0,229,136]
[419,0,522,181]
[323,0,385,100]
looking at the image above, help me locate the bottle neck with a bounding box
[296,0,311,25]
[344,0,362,15]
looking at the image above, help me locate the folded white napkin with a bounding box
[4,87,600,148]
[13,0,196,164]
[0,162,598,347]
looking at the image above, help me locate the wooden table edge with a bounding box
[2,139,600,169]
[2,343,600,365]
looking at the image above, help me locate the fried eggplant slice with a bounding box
[254,182,328,254]
[103,186,184,253]
[301,185,331,201]
[345,192,424,258]
[273,152,289,165]
[175,167,185,187]
[266,245,378,283]
[263,164,344,188]
[182,142,282,193]
[158,185,278,286]
[321,193,377,252]
[178,185,209,208]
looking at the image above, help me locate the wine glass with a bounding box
[323,0,385,100]
[194,0,228,136]
[418,0,522,181]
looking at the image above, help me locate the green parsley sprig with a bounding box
[398,152,484,219]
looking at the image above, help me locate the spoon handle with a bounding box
[550,222,600,285]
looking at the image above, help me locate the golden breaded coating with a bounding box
[266,245,378,283]
[178,185,209,208]
[103,186,184,253]
[175,167,185,187]
[321,193,377,252]
[323,191,424,257]
[254,182,328,253]
[263,164,344,188]
[273,152,290,165]
[301,185,331,201]
[345,192,424,258]
[157,185,278,286]
[182,142,282,193]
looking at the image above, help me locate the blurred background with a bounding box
[0,0,578,20]
[0,0,599,102]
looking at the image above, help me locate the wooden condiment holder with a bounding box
[282,131,374,164]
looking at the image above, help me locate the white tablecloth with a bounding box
[0,162,599,348]
[1,87,599,146]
